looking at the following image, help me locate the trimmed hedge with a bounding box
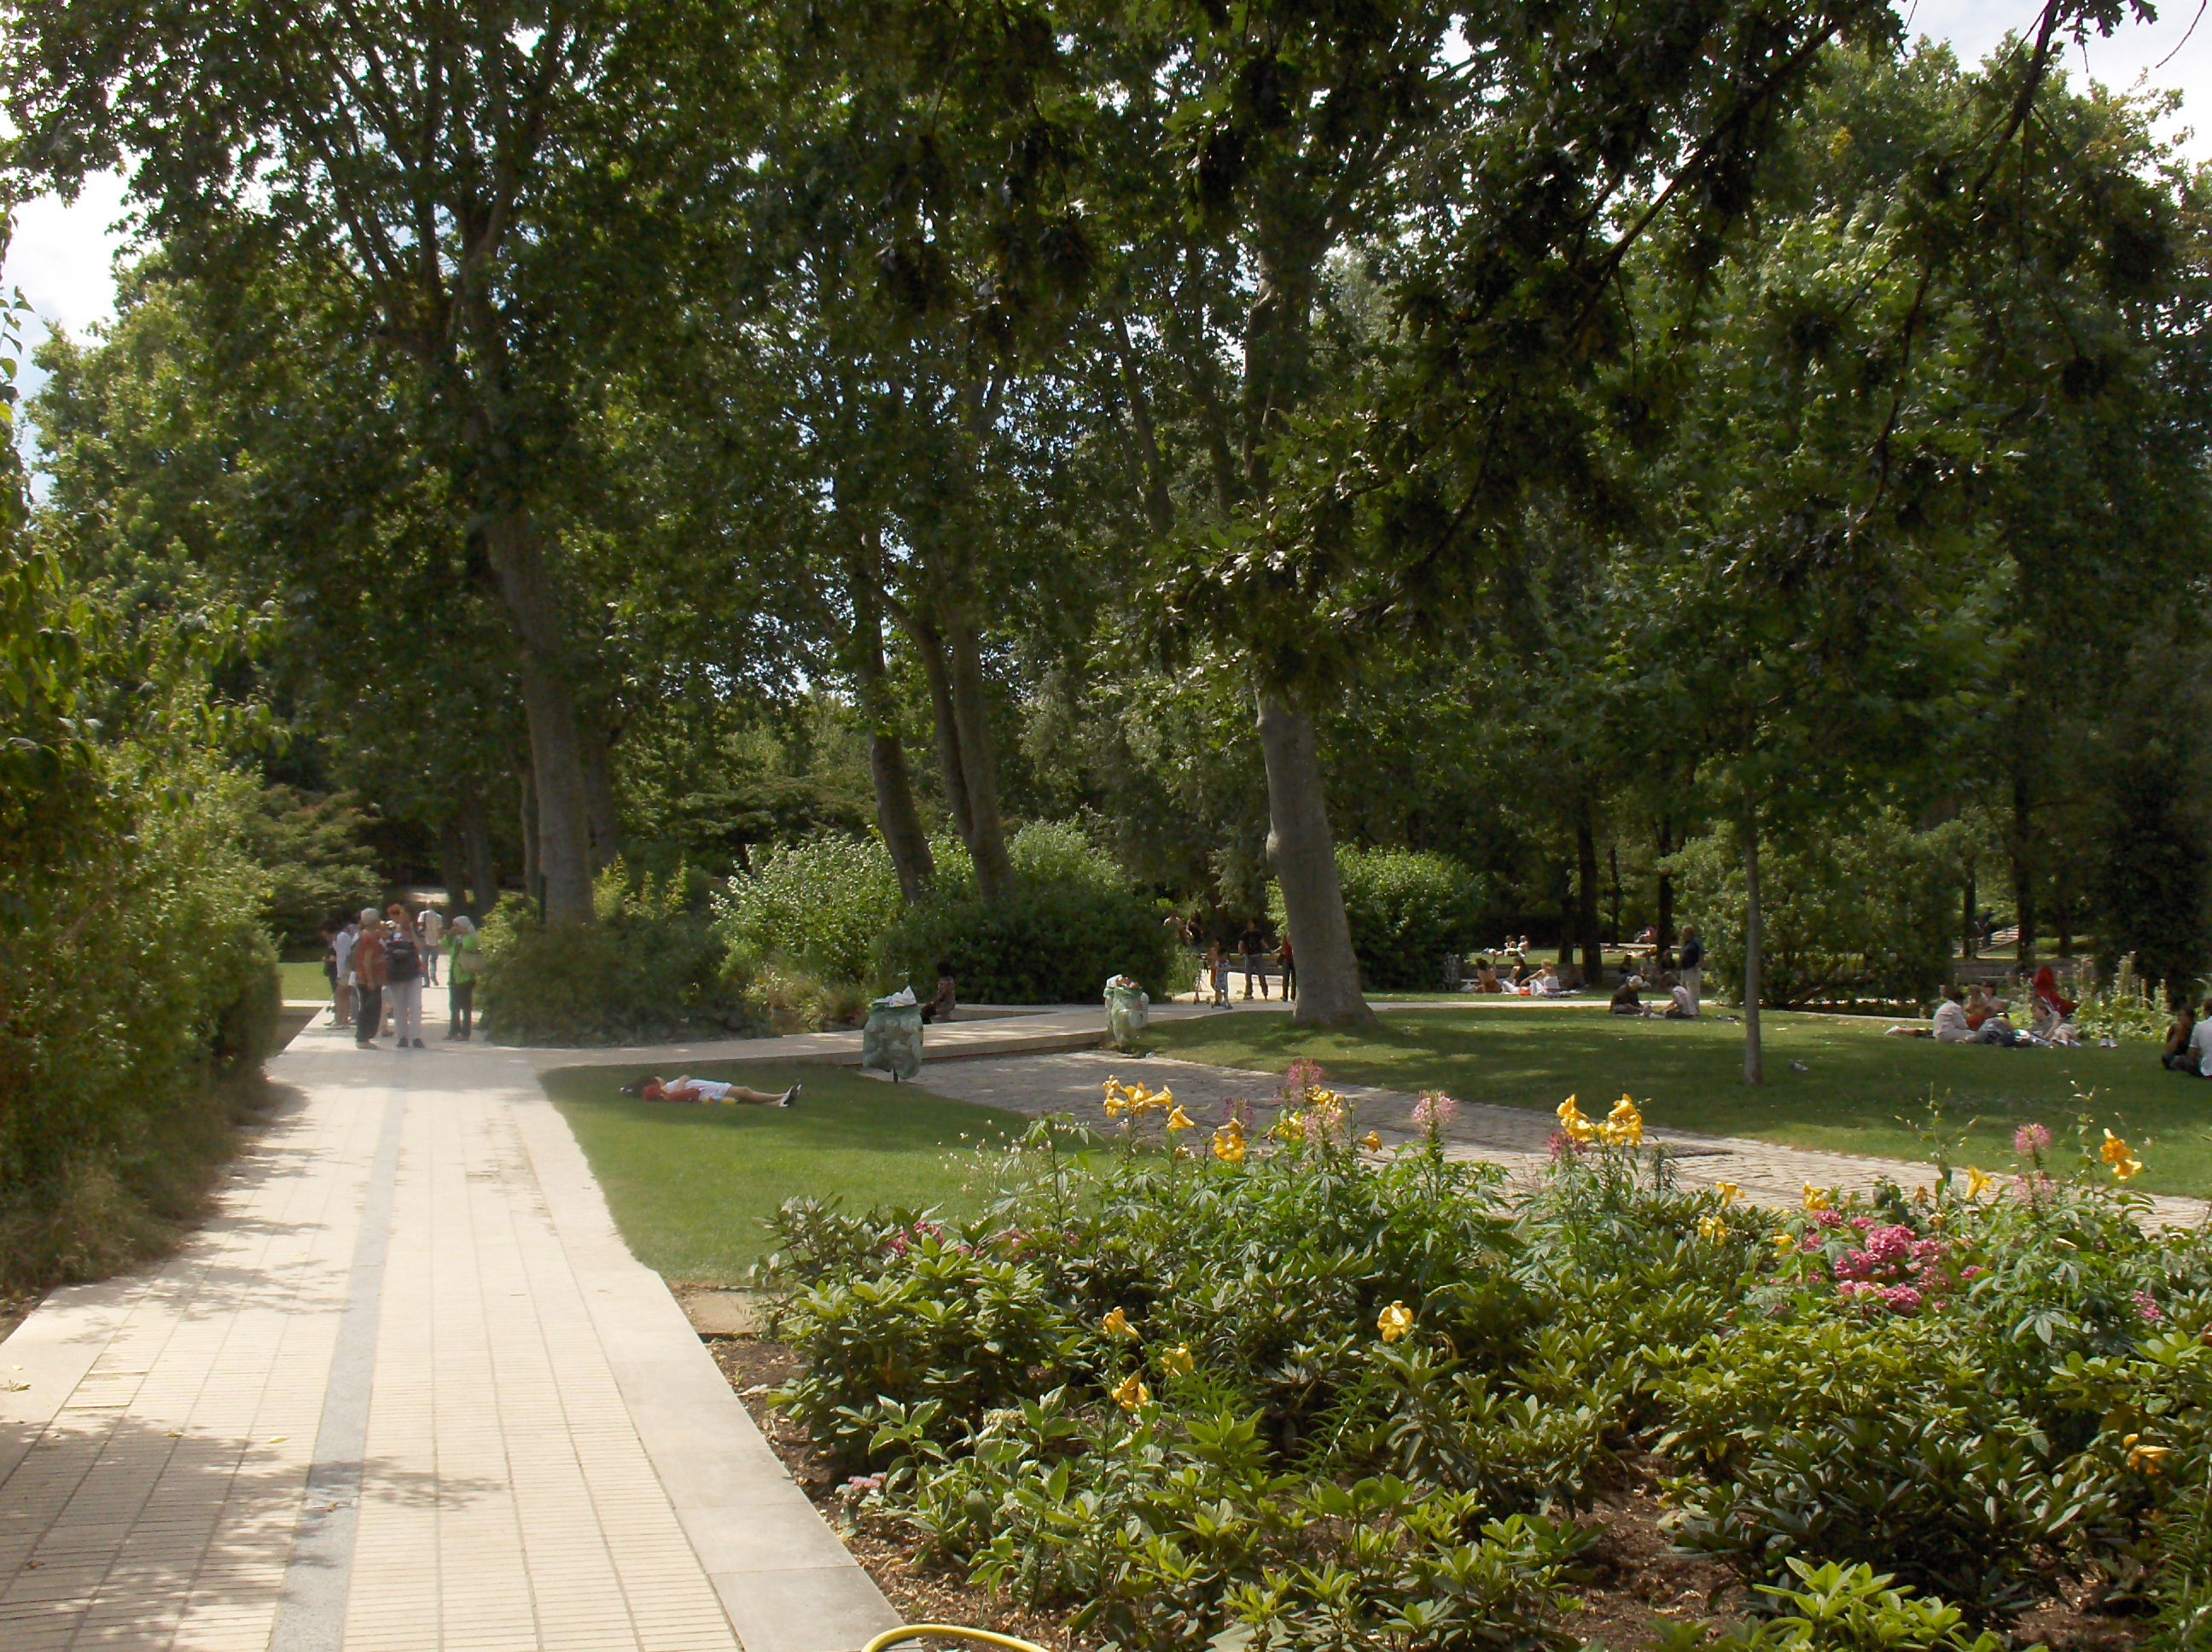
[479,867,760,1045]
[883,881,1179,1004]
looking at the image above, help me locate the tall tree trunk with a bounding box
[463,794,498,918]
[1576,806,1604,986]
[853,574,934,904]
[439,821,469,922]
[2011,773,2038,969]
[1656,816,1676,957]
[482,510,594,924]
[1961,864,1978,961]
[1258,690,1372,1027]
[1608,843,1624,944]
[914,621,975,842]
[1743,820,1765,1085]
[579,720,622,871]
[518,759,541,912]
[946,614,1016,905]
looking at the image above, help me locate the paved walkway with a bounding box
[907,1048,2212,1227]
[0,1005,915,1652]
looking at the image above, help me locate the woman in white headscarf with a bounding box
[446,916,482,1041]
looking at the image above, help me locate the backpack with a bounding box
[386,931,421,983]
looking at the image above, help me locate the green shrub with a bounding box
[1004,818,1123,892]
[0,740,281,1288]
[714,833,905,984]
[756,1085,2212,1643]
[881,880,1177,1003]
[1656,1560,2011,1652]
[1272,846,1484,992]
[1673,812,1965,1007]
[243,782,381,952]
[478,863,757,1044]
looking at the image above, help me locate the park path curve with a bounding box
[0,1006,940,1652]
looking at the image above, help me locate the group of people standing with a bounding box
[1196,922,1294,1005]
[323,902,482,1049]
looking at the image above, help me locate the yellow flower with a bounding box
[1275,1112,1307,1145]
[1377,1300,1414,1343]
[1102,1081,1131,1120]
[1165,1105,1194,1132]
[2127,1433,2173,1474]
[1773,1230,1800,1257]
[1697,1213,1731,1243]
[1965,1166,1995,1201]
[1600,1096,1644,1147]
[1102,1307,1135,1339]
[1802,1184,1833,1213]
[1714,1182,1741,1204]
[2103,1131,2145,1180]
[1212,1123,1248,1164]
[1149,1086,1174,1114]
[1111,1373,1150,1411]
[1158,1345,1195,1378]
[1359,1131,1383,1153]
[1555,1096,1598,1144]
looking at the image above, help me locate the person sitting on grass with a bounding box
[2032,965,2078,1020]
[1659,971,1697,1019]
[1527,963,1566,996]
[1935,984,2019,1045]
[1964,982,2009,1031]
[620,1076,802,1107]
[1473,958,1503,993]
[2164,1001,2212,1075]
[1610,975,1644,1015]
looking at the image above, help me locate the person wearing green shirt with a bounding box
[446,916,483,1040]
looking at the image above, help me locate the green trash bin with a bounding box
[863,992,925,1081]
[1104,975,1150,1051]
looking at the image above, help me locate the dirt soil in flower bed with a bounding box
[706,1336,2144,1652]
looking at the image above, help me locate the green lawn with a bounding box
[1152,1007,2212,1198]
[280,961,329,1001]
[541,1062,1032,1286]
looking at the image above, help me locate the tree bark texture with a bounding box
[1656,817,1676,956]
[439,821,469,923]
[518,759,541,912]
[853,576,935,904]
[1258,691,1372,1027]
[1962,867,1978,961]
[1576,806,1604,986]
[915,622,975,842]
[580,720,623,871]
[1742,822,1765,1085]
[2011,773,2039,969]
[946,616,1016,905]
[463,794,498,918]
[482,510,594,924]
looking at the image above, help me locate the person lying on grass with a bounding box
[618,1076,803,1107]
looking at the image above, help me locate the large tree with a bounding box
[4,0,753,922]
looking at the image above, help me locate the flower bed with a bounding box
[751,1066,2210,1650]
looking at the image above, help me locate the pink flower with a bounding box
[1222,1097,1254,1130]
[1849,1216,1877,1232]
[1280,1059,1327,1105]
[1548,1131,1587,1160]
[1961,1265,1985,1280]
[1813,1209,1846,1230]
[1880,1285,1924,1315]
[2136,1290,2166,1324]
[2015,1123,2054,1158]
[1411,1091,1460,1134]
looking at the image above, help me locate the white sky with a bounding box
[4,0,2208,422]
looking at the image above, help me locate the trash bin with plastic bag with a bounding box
[863,988,925,1081]
[1103,974,1150,1051]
